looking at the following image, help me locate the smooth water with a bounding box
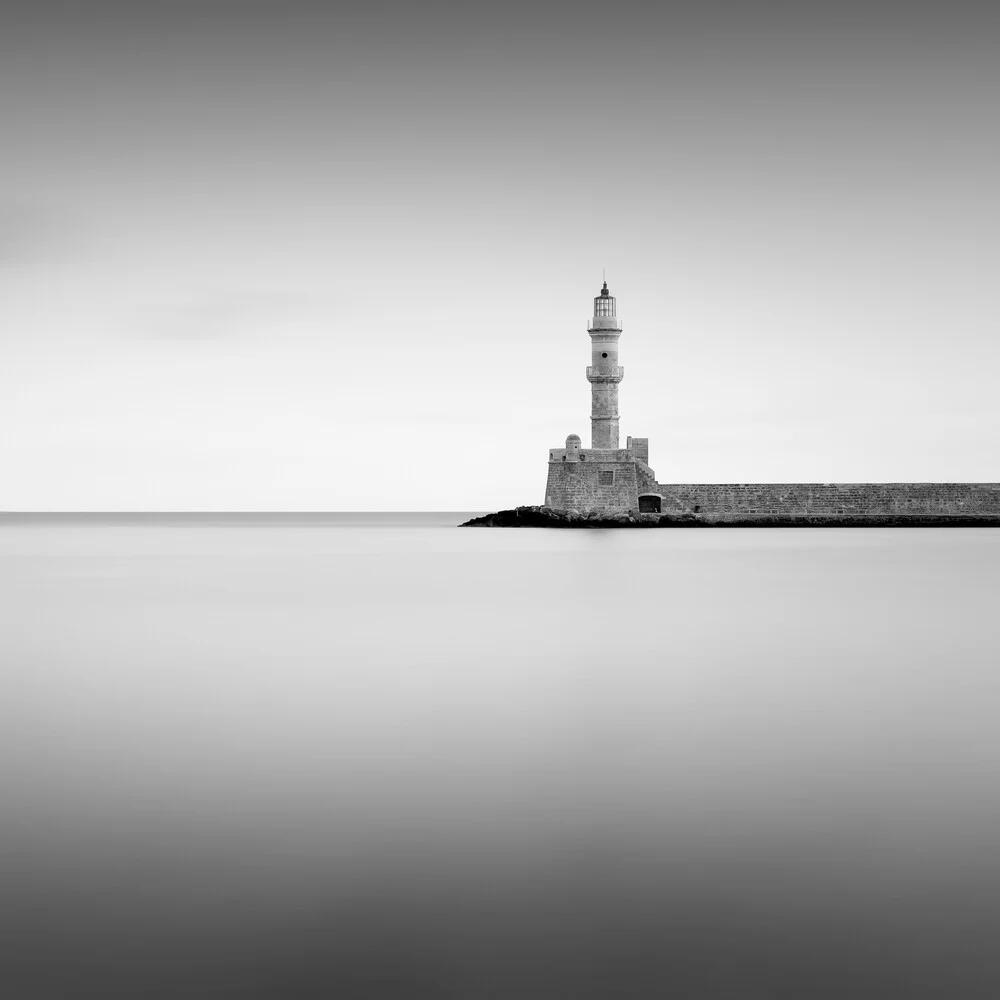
[3,515,1000,997]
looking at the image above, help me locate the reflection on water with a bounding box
[3,516,1000,997]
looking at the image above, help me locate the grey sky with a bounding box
[3,1,998,509]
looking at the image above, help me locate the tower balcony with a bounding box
[586,365,625,382]
[588,317,623,332]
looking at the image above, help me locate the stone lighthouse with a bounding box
[587,281,624,449]
[536,277,1000,522]
[544,281,652,514]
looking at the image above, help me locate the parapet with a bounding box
[548,446,634,464]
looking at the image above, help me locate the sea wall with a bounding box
[650,483,1000,519]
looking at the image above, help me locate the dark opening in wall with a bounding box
[598,471,614,486]
[601,352,608,358]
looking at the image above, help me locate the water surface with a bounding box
[3,515,1000,997]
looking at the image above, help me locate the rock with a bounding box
[460,506,659,527]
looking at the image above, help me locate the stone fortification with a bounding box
[544,445,640,515]
[544,449,1000,520]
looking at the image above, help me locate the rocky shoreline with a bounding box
[460,506,1000,528]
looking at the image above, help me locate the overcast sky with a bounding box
[3,0,998,510]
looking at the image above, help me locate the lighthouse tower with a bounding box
[544,279,648,514]
[586,281,624,449]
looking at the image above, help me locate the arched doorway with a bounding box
[638,494,662,513]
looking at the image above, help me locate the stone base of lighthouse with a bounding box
[544,437,660,515]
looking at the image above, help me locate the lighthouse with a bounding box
[586,280,624,449]
[544,281,648,514]
[538,277,1000,523]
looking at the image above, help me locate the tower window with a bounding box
[598,471,614,486]
[601,352,608,358]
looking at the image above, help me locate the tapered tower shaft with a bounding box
[586,281,624,449]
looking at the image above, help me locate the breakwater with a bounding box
[461,506,1000,528]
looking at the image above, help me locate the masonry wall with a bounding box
[545,453,640,513]
[650,482,1000,518]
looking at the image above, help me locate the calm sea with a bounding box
[3,514,1000,998]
